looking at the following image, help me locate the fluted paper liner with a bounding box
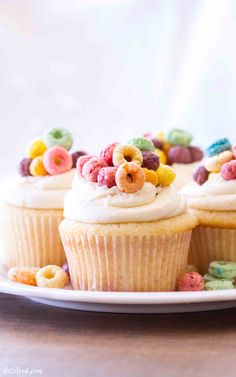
[189,226,236,274]
[0,203,66,268]
[60,225,192,292]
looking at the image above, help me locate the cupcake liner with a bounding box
[189,226,236,274]
[0,203,66,268]
[60,227,192,292]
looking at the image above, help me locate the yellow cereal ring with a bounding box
[30,156,48,176]
[36,265,69,289]
[154,131,165,142]
[113,144,143,167]
[204,150,233,172]
[156,164,176,186]
[155,148,167,164]
[8,267,39,286]
[27,139,47,159]
[142,168,159,186]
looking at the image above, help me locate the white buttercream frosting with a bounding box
[0,169,76,209]
[64,175,187,223]
[182,172,236,211]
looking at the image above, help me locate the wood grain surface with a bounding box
[0,293,236,377]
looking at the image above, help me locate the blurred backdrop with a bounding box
[0,0,236,173]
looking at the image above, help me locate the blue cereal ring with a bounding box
[205,138,232,157]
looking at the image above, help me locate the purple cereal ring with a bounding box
[168,146,192,164]
[193,166,209,185]
[18,158,32,177]
[189,146,204,163]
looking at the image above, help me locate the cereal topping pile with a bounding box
[193,138,236,185]
[143,128,203,165]
[18,128,87,177]
[77,137,177,193]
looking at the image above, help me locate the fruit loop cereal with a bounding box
[193,138,236,185]
[142,128,203,166]
[18,128,87,177]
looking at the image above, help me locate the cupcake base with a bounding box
[0,203,66,268]
[189,226,236,274]
[188,209,236,274]
[60,213,197,292]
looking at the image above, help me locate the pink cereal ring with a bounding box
[82,157,108,182]
[77,155,95,177]
[221,160,236,181]
[43,146,72,175]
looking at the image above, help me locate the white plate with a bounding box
[1,272,236,313]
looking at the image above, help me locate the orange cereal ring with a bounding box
[8,267,39,286]
[115,162,145,193]
[142,168,159,186]
[113,144,143,167]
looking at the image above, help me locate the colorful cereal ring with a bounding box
[128,137,155,152]
[209,261,236,280]
[205,138,232,157]
[43,146,73,175]
[44,128,73,151]
[115,162,145,193]
[205,280,234,291]
[167,129,193,147]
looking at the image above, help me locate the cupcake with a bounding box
[182,137,236,274]
[0,128,87,269]
[145,129,203,189]
[60,138,197,292]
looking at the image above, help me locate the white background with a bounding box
[0,0,236,173]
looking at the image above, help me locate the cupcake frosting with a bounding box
[182,173,236,211]
[64,175,186,223]
[0,169,76,209]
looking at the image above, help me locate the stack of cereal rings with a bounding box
[204,261,236,290]
[76,137,177,193]
[18,128,87,177]
[193,138,236,185]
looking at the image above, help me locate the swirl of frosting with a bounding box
[0,169,76,209]
[181,172,236,211]
[64,175,186,223]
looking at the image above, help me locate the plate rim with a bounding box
[1,274,236,305]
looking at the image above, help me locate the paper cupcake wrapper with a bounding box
[0,204,66,268]
[60,230,192,292]
[189,226,236,274]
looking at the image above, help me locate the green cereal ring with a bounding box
[209,261,236,280]
[44,128,73,151]
[204,274,234,283]
[205,280,234,291]
[167,128,193,147]
[128,137,155,152]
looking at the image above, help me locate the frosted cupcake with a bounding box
[60,138,197,292]
[145,129,203,189]
[0,128,87,269]
[182,137,236,274]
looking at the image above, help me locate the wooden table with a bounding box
[0,293,236,377]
